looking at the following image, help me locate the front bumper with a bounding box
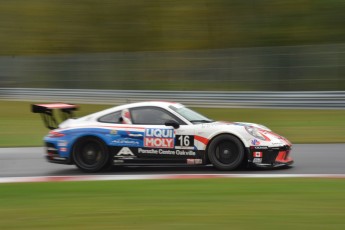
[248,145,293,168]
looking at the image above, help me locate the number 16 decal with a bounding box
[175,135,194,149]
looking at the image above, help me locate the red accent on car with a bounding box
[275,150,293,163]
[195,135,209,145]
[260,132,271,141]
[48,131,65,137]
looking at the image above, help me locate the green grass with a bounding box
[0,100,345,147]
[0,178,345,229]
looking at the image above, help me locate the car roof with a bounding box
[114,101,180,110]
[84,101,183,119]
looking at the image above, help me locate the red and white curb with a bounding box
[1,174,345,184]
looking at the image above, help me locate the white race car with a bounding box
[32,101,293,172]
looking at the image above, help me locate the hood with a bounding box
[216,121,271,131]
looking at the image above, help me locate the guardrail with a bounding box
[1,88,344,109]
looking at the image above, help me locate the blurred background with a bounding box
[1,3,345,230]
[1,0,345,91]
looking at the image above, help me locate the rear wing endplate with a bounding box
[31,103,78,130]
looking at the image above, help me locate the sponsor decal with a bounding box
[138,148,158,154]
[138,148,196,156]
[253,152,263,158]
[271,142,282,146]
[144,128,174,148]
[253,158,262,163]
[201,123,220,128]
[116,130,144,139]
[57,141,68,147]
[112,139,141,147]
[110,130,117,135]
[159,149,175,155]
[187,159,203,165]
[116,147,135,156]
[251,146,268,150]
[251,139,261,146]
[60,147,67,152]
[176,150,196,156]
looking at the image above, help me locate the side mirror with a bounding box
[165,120,180,129]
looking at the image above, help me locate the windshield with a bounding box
[169,105,213,124]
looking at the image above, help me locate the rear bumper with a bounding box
[45,142,73,164]
[248,145,293,168]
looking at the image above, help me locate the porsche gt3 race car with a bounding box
[32,101,293,172]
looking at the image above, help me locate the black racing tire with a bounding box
[73,137,111,173]
[207,134,245,171]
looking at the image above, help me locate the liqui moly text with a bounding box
[144,128,174,148]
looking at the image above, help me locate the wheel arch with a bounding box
[204,132,249,165]
[71,134,112,172]
[206,131,248,149]
[70,134,110,163]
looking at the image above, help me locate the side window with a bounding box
[98,111,121,123]
[131,107,182,125]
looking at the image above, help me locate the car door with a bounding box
[128,106,198,162]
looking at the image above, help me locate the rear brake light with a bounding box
[48,131,65,137]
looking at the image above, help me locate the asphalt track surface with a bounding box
[0,144,344,177]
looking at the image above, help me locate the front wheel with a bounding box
[207,134,245,171]
[73,137,110,172]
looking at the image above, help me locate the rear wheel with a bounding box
[73,137,110,172]
[207,134,245,170]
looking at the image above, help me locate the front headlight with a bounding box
[245,126,266,141]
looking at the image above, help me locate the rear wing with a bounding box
[31,103,78,130]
